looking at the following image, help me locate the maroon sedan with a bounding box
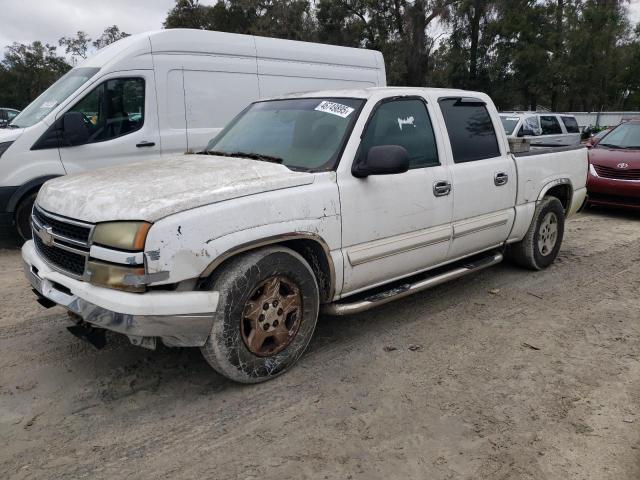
[587,121,640,209]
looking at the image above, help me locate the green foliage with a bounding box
[2,2,640,112]
[0,41,70,109]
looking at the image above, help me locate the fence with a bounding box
[564,112,640,129]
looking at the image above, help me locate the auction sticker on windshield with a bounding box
[315,101,355,118]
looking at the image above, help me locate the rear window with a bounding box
[540,116,562,135]
[500,116,520,135]
[561,116,580,134]
[439,98,500,163]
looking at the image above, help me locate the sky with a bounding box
[0,0,639,58]
[0,0,216,57]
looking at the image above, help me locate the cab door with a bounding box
[436,97,517,261]
[338,96,454,295]
[57,71,161,175]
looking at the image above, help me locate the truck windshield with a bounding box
[9,67,100,128]
[598,123,640,149]
[500,115,520,135]
[206,97,364,171]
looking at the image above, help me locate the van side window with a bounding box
[561,116,580,134]
[540,116,562,135]
[438,98,500,163]
[360,99,439,169]
[69,78,145,144]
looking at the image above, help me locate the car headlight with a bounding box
[87,260,146,292]
[0,141,13,158]
[92,221,151,250]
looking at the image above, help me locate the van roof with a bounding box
[268,86,489,101]
[79,29,384,71]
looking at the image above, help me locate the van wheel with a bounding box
[510,196,565,270]
[15,192,38,241]
[200,246,320,384]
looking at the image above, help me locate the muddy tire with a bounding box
[15,192,37,241]
[200,246,320,383]
[510,196,565,270]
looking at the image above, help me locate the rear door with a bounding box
[534,115,566,147]
[560,116,582,145]
[58,71,161,175]
[436,96,516,261]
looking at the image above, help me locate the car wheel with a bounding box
[510,196,565,270]
[200,246,320,383]
[15,192,37,241]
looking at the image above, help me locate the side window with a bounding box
[561,116,580,134]
[68,77,145,143]
[438,98,500,163]
[8,110,18,121]
[540,116,562,135]
[360,98,439,169]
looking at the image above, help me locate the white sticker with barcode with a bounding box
[314,101,355,118]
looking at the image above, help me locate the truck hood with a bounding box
[589,147,640,169]
[37,155,315,223]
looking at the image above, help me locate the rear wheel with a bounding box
[15,192,37,241]
[200,246,320,383]
[510,196,565,270]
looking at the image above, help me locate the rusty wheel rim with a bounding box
[241,275,302,357]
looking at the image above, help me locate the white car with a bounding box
[0,29,385,239]
[23,87,587,383]
[500,112,581,148]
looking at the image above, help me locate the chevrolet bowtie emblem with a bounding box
[38,226,55,247]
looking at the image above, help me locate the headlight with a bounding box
[92,221,151,250]
[87,260,146,293]
[0,141,13,158]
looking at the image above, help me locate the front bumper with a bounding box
[587,165,640,209]
[22,240,218,347]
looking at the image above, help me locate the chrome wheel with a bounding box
[537,212,558,256]
[241,275,302,357]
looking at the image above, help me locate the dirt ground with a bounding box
[0,207,639,480]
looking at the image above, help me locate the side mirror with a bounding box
[352,145,410,178]
[62,112,90,146]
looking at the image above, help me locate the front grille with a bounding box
[593,164,640,180]
[33,207,91,243]
[34,235,87,276]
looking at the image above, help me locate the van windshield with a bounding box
[9,67,100,128]
[500,115,520,135]
[205,98,364,171]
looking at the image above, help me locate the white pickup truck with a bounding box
[23,87,588,383]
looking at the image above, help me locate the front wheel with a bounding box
[200,246,320,383]
[509,196,565,270]
[15,192,38,241]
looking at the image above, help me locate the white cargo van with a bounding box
[0,29,386,239]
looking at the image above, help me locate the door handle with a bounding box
[433,180,451,197]
[136,141,156,148]
[494,172,509,186]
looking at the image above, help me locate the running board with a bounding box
[322,251,503,316]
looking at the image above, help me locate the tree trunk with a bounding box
[550,0,564,111]
[469,0,483,89]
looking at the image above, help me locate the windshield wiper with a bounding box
[7,124,21,129]
[598,143,622,149]
[204,150,283,164]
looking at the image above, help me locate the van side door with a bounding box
[560,116,582,145]
[436,96,517,261]
[535,115,566,147]
[56,71,161,175]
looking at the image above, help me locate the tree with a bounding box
[58,31,91,64]
[93,25,130,49]
[0,41,70,109]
